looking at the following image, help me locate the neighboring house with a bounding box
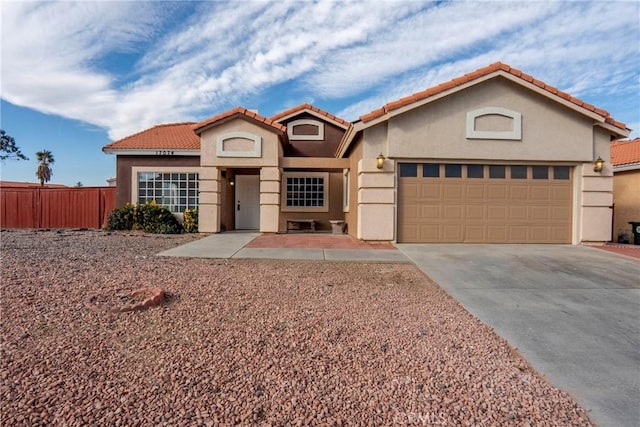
[103,62,630,243]
[611,138,640,243]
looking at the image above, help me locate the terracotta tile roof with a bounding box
[359,62,627,131]
[193,107,286,134]
[0,181,68,188]
[611,138,640,166]
[270,103,350,127]
[103,122,199,151]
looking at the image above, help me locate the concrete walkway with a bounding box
[397,243,640,427]
[158,232,410,262]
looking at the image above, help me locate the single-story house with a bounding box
[611,138,640,243]
[103,62,630,243]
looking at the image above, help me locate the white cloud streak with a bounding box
[1,1,638,139]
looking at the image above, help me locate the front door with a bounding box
[235,175,260,229]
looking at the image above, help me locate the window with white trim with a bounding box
[282,172,329,212]
[137,172,199,213]
[343,170,350,211]
[287,119,324,140]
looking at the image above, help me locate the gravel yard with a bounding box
[1,229,592,426]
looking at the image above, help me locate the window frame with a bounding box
[343,169,350,212]
[132,166,200,215]
[287,119,325,141]
[281,171,329,213]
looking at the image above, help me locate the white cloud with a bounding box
[1,1,163,131]
[337,1,640,121]
[1,1,638,140]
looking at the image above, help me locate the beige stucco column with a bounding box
[260,167,280,232]
[198,166,222,233]
[577,163,614,243]
[357,157,396,241]
[575,129,615,243]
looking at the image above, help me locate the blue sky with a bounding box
[1,0,638,186]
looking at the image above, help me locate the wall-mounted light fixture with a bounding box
[376,153,386,169]
[593,156,604,173]
[229,178,235,186]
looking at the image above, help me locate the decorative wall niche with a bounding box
[466,107,522,140]
[287,119,324,141]
[216,132,262,157]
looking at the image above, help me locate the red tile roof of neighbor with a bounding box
[611,138,640,166]
[193,107,286,134]
[103,122,200,151]
[269,103,350,127]
[0,181,68,188]
[359,62,628,131]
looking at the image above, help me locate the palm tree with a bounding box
[35,150,54,186]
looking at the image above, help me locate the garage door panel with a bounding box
[551,226,571,241]
[443,205,463,220]
[529,226,551,241]
[465,225,485,242]
[420,183,441,200]
[420,225,440,241]
[530,186,550,200]
[398,164,572,243]
[509,185,529,199]
[551,206,571,220]
[420,205,440,219]
[487,185,507,200]
[508,226,528,241]
[551,186,572,200]
[486,226,507,242]
[487,205,507,221]
[530,206,550,220]
[399,224,418,242]
[466,185,485,199]
[442,225,463,241]
[402,182,419,199]
[401,204,419,219]
[443,184,464,200]
[466,205,484,220]
[509,205,527,220]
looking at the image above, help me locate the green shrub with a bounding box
[183,209,198,233]
[105,201,182,234]
[106,203,135,230]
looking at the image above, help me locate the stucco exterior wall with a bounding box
[578,128,614,243]
[357,77,619,243]
[200,119,282,168]
[376,78,593,162]
[280,113,346,157]
[613,169,640,242]
[344,137,363,238]
[277,171,344,232]
[198,118,283,232]
[357,158,396,241]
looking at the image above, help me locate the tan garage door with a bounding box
[398,164,572,243]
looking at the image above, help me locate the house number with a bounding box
[155,150,175,155]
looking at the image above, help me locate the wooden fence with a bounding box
[0,186,116,229]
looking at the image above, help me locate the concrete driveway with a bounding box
[397,244,640,427]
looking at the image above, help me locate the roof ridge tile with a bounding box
[269,103,349,126]
[358,62,626,131]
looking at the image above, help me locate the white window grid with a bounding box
[137,172,199,213]
[286,176,325,207]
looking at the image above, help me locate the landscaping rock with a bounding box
[0,229,592,425]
